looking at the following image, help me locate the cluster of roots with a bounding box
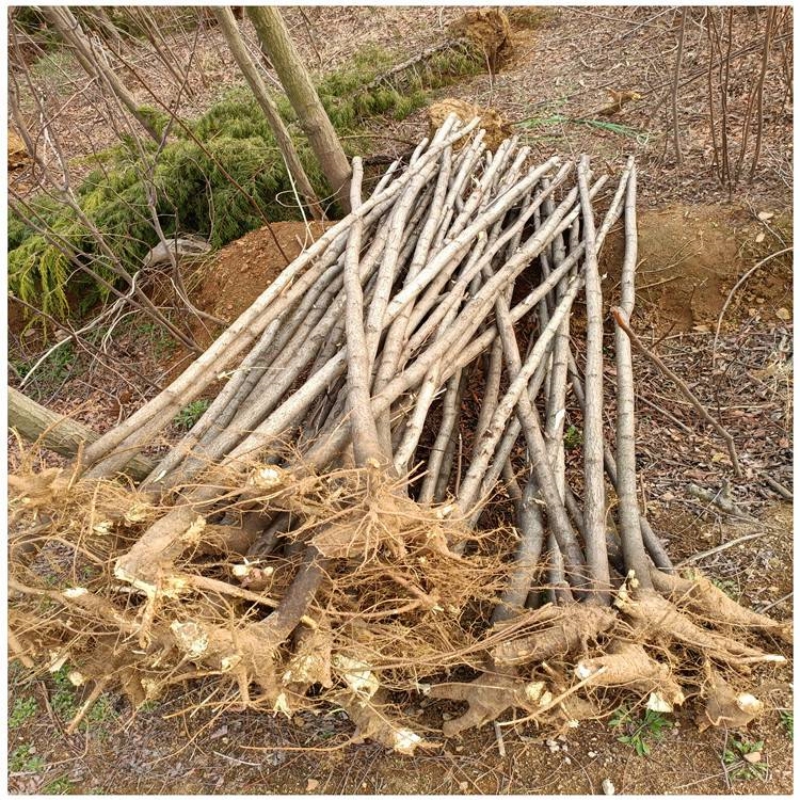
[9,460,790,752]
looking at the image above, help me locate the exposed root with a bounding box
[8,460,790,750]
[574,641,685,709]
[8,467,74,512]
[282,617,334,693]
[428,670,553,737]
[619,589,787,666]
[698,662,766,732]
[114,505,206,591]
[334,689,427,754]
[651,569,793,644]
[491,604,616,667]
[169,618,280,703]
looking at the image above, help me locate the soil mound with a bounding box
[428,98,512,153]
[9,130,31,170]
[602,205,791,333]
[194,220,335,323]
[449,9,513,71]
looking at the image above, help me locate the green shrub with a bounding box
[9,42,484,321]
[175,398,211,430]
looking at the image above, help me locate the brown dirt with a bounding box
[380,7,792,211]
[601,204,793,334]
[192,220,335,325]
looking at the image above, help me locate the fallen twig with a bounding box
[612,307,743,478]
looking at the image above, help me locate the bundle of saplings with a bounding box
[9,116,790,752]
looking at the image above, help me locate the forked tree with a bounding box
[213,6,324,220]
[246,6,353,212]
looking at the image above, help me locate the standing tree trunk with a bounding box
[246,6,352,212]
[42,6,162,144]
[213,6,324,220]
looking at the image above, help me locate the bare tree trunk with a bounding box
[42,6,162,144]
[8,387,154,480]
[246,6,352,212]
[342,158,385,466]
[214,6,324,220]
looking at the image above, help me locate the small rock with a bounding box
[743,751,762,764]
[209,725,228,740]
[602,777,616,796]
[306,779,320,792]
[757,211,774,221]
[564,756,572,765]
[588,751,597,758]
[442,712,453,721]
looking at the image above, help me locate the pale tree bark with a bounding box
[577,155,612,606]
[213,6,324,220]
[612,161,653,589]
[342,158,386,466]
[42,6,162,143]
[246,6,352,212]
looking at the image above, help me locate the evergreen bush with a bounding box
[9,42,484,320]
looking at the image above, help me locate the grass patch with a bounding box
[9,696,39,729]
[518,113,650,144]
[779,709,793,740]
[564,424,583,450]
[723,737,768,781]
[174,398,211,430]
[46,666,118,733]
[133,320,180,359]
[9,743,46,773]
[11,341,77,398]
[50,666,79,721]
[609,705,673,757]
[710,577,741,600]
[44,776,74,795]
